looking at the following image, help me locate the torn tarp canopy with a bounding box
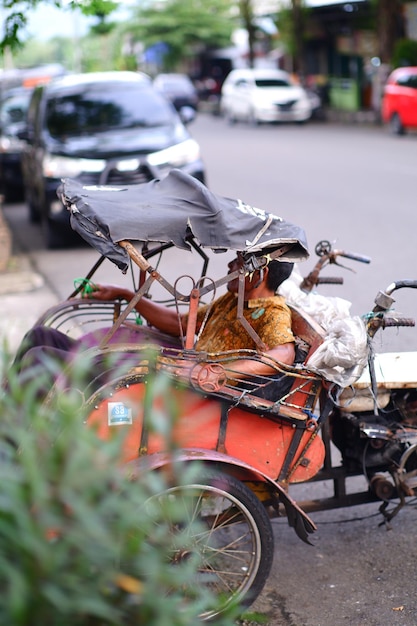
[58,169,309,272]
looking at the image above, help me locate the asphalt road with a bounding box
[3,114,417,626]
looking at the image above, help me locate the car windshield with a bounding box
[160,77,193,90]
[0,91,30,127]
[254,78,291,88]
[397,74,417,89]
[45,83,175,138]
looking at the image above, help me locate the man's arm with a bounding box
[226,343,295,379]
[85,284,186,337]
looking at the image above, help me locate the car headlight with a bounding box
[147,138,201,168]
[42,154,106,178]
[0,135,25,153]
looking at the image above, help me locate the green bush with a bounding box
[392,38,417,68]
[0,352,239,625]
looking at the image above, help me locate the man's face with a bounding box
[227,253,253,294]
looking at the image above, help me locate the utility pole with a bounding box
[376,0,405,64]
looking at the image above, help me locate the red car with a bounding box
[381,66,417,135]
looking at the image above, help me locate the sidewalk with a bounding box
[0,228,58,356]
[325,107,378,125]
[0,105,378,355]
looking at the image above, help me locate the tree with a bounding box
[126,0,236,72]
[0,0,118,50]
[238,0,256,67]
[276,0,309,77]
[374,0,405,64]
[0,353,240,624]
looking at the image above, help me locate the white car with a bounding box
[220,68,312,125]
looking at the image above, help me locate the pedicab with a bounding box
[33,170,416,620]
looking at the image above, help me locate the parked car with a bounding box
[220,68,313,125]
[153,73,199,112]
[0,87,32,202]
[381,66,417,135]
[21,71,206,248]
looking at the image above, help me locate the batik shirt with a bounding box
[190,291,294,353]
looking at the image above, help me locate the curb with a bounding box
[0,212,57,354]
[0,255,45,296]
[325,108,379,125]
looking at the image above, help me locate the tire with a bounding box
[248,108,260,126]
[41,215,68,249]
[146,469,274,621]
[224,107,237,125]
[28,201,40,223]
[26,189,40,223]
[390,112,405,136]
[399,444,417,493]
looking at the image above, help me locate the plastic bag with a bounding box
[306,316,368,387]
[279,267,369,387]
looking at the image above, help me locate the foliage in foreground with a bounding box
[0,351,238,625]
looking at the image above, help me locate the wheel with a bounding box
[390,112,405,135]
[28,201,40,223]
[26,190,40,223]
[224,106,237,125]
[248,108,260,126]
[145,469,274,621]
[41,214,68,249]
[398,443,417,492]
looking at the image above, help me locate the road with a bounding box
[3,115,417,626]
[5,113,417,351]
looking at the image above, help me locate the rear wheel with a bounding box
[399,444,417,492]
[146,470,274,620]
[390,112,405,135]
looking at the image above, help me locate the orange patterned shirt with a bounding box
[190,291,294,353]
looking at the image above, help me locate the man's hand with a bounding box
[81,283,132,302]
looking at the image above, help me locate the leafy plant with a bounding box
[392,38,417,68]
[0,351,238,625]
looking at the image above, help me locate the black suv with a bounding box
[21,71,206,248]
[0,87,32,202]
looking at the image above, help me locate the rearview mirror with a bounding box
[178,106,196,125]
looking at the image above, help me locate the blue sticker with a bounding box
[251,308,265,320]
[108,402,133,426]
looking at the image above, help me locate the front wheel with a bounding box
[248,108,260,126]
[41,214,72,249]
[146,470,274,620]
[224,107,237,125]
[390,112,405,135]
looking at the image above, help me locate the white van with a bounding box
[220,68,312,125]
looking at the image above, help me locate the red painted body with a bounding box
[87,381,325,484]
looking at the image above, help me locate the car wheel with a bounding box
[224,107,237,125]
[248,109,260,126]
[26,190,40,224]
[41,215,67,249]
[2,184,24,204]
[390,112,405,135]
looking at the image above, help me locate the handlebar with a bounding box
[314,240,371,264]
[302,243,416,338]
[366,313,415,338]
[337,251,371,264]
[301,240,371,292]
[316,276,344,285]
[383,316,415,328]
[385,280,417,296]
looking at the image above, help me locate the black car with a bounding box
[0,87,31,202]
[153,73,199,112]
[21,71,206,248]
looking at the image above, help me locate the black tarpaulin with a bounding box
[58,169,309,272]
